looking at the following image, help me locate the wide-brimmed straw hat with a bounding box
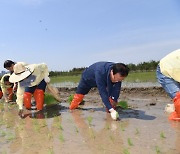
[9,63,35,83]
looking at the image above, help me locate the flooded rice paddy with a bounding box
[0,84,180,154]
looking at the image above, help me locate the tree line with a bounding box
[49,60,159,77]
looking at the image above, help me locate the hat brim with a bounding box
[9,64,35,83]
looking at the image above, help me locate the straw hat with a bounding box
[9,63,35,83]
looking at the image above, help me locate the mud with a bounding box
[0,87,180,154]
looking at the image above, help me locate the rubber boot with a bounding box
[169,92,180,121]
[7,88,13,101]
[0,91,3,99]
[34,89,44,111]
[24,92,32,109]
[69,94,84,110]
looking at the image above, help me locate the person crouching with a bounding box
[9,63,50,118]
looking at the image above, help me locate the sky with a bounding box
[0,0,180,71]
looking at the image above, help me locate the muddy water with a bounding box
[0,95,180,154]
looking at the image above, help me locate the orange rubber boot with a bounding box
[0,91,3,99]
[34,89,44,111]
[24,92,32,109]
[169,92,180,121]
[69,94,84,110]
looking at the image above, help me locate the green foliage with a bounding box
[125,71,157,82]
[155,146,161,154]
[44,93,57,105]
[49,61,159,77]
[87,116,93,126]
[50,75,81,83]
[117,101,128,109]
[127,138,133,146]
[68,94,74,104]
[123,148,130,154]
[160,131,166,139]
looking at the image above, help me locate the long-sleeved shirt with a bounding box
[160,49,180,82]
[80,62,121,110]
[16,63,49,109]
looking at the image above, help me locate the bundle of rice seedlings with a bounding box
[117,101,128,109]
[44,93,57,105]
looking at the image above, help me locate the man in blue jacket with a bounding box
[69,62,129,120]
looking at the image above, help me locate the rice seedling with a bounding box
[68,94,74,104]
[58,123,63,131]
[44,93,57,105]
[127,138,133,146]
[74,126,79,133]
[59,133,65,142]
[123,148,130,154]
[155,146,161,154]
[0,130,6,137]
[33,119,40,132]
[48,147,54,154]
[117,101,128,109]
[6,132,16,141]
[135,128,140,135]
[119,123,125,131]
[109,135,115,142]
[87,116,93,126]
[105,124,110,130]
[160,131,166,139]
[48,133,53,140]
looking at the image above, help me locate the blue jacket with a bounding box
[79,62,121,110]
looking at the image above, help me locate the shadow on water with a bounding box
[27,104,69,119]
[117,107,156,120]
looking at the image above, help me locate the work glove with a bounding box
[109,108,119,120]
[18,109,25,119]
[44,76,50,83]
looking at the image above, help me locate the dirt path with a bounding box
[0,87,180,154]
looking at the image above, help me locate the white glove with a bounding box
[165,104,175,113]
[44,76,50,83]
[109,108,119,120]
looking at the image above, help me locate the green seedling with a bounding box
[109,135,115,142]
[87,116,93,126]
[155,146,161,154]
[44,93,57,105]
[0,130,6,137]
[68,94,74,103]
[48,133,53,140]
[135,128,140,135]
[6,132,16,141]
[59,133,65,142]
[105,124,110,130]
[117,101,128,109]
[33,119,40,132]
[74,127,79,133]
[58,123,63,131]
[48,147,54,154]
[160,131,166,139]
[123,148,130,154]
[119,123,125,131]
[127,138,133,146]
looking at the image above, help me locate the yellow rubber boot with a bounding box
[69,94,84,110]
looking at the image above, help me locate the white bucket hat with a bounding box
[9,63,35,83]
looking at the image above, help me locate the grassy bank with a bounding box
[50,71,157,83]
